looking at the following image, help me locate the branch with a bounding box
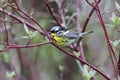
[51,42,110,80]
[77,0,101,47]
[43,0,61,26]
[0,41,51,52]
[93,0,118,79]
[2,7,9,45]
[0,7,45,36]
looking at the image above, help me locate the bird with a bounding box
[49,26,93,46]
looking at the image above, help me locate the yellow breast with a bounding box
[50,33,67,46]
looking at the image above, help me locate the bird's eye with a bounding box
[51,29,58,33]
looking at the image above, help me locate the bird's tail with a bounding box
[79,31,93,37]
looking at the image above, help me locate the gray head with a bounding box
[50,26,67,33]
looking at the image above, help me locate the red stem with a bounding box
[13,0,51,40]
[77,0,101,47]
[51,42,110,80]
[0,8,45,36]
[76,0,81,31]
[75,0,86,61]
[2,8,9,45]
[0,41,51,52]
[43,0,61,26]
[10,41,51,48]
[58,0,65,25]
[93,0,118,79]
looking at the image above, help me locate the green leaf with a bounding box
[114,17,119,25]
[2,53,10,63]
[89,70,96,78]
[112,40,120,47]
[89,0,94,3]
[82,74,90,80]
[82,65,96,80]
[6,71,16,79]
[30,11,34,16]
[29,31,38,38]
[1,0,6,3]
[59,65,64,71]
[23,23,29,34]
[73,51,80,58]
[110,12,116,22]
[21,36,29,39]
[115,1,120,11]
[22,24,38,39]
[110,12,119,26]
[0,44,4,50]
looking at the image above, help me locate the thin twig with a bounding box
[43,0,61,26]
[2,7,9,45]
[77,0,101,47]
[94,0,118,79]
[51,42,110,80]
[0,7,45,36]
[0,41,51,52]
[57,0,66,28]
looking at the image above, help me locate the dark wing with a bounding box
[57,30,79,39]
[57,30,93,39]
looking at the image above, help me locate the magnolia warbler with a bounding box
[49,26,93,46]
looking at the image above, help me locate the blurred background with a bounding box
[0,0,120,80]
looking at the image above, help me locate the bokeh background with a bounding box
[0,0,120,80]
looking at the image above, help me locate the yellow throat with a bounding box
[50,33,67,46]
